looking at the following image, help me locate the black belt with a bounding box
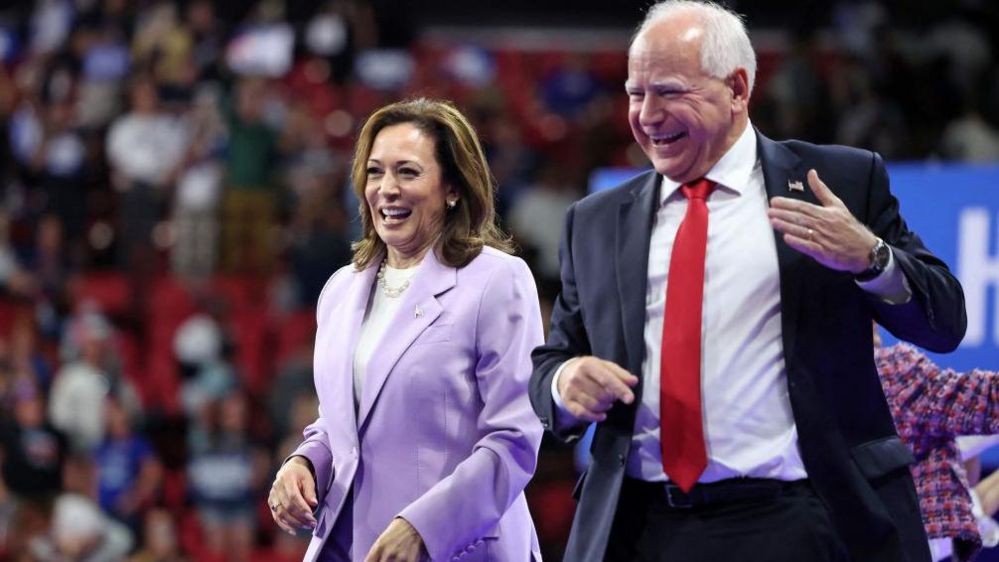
[622,476,809,510]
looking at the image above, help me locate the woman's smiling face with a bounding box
[364,122,453,267]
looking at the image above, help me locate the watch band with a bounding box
[854,238,890,282]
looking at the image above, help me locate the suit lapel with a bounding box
[326,263,378,436]
[616,172,659,381]
[356,250,455,432]
[757,130,810,362]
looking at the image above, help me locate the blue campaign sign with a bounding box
[589,163,999,372]
[885,163,999,372]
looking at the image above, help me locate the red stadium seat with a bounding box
[211,275,262,313]
[229,308,270,394]
[179,509,224,562]
[0,297,24,338]
[149,276,197,320]
[273,310,317,367]
[72,272,130,317]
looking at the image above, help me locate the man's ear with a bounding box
[728,68,750,113]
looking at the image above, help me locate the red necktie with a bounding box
[660,178,713,492]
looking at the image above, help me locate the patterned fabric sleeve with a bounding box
[878,344,999,440]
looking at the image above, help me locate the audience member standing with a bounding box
[106,75,187,321]
[220,77,280,276]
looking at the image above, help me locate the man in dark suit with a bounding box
[528,1,967,561]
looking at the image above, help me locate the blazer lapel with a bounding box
[356,250,456,432]
[324,263,378,435]
[616,172,659,381]
[757,130,810,362]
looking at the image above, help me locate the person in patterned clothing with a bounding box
[876,333,999,562]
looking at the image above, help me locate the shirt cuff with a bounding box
[855,248,912,304]
[551,358,583,427]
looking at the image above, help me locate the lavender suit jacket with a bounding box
[293,246,544,562]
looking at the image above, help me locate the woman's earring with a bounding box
[447,199,457,210]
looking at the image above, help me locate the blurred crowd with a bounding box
[0,0,996,561]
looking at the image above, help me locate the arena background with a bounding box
[0,0,997,560]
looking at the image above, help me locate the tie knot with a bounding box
[681,178,713,200]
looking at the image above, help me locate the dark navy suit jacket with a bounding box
[529,131,967,562]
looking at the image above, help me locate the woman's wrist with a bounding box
[287,455,317,482]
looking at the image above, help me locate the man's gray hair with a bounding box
[631,0,757,96]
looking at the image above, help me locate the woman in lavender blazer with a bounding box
[268,98,544,562]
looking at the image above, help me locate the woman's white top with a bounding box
[352,264,419,410]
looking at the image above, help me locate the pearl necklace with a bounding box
[376,261,411,298]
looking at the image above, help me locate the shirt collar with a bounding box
[659,121,758,204]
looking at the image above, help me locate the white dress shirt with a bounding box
[553,122,910,483]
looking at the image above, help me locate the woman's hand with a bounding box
[364,517,427,562]
[268,456,318,535]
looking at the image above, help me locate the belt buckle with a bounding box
[664,484,694,509]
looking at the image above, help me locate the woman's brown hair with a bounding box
[350,98,513,269]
